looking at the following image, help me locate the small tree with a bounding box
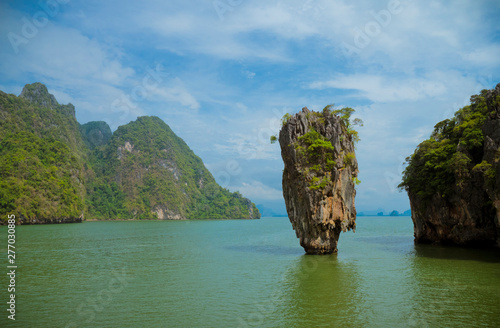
[322,104,334,116]
[330,106,364,143]
[281,113,292,126]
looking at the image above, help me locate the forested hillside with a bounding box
[0,83,87,222]
[0,83,260,223]
[87,116,260,220]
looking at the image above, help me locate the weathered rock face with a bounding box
[279,107,359,254]
[407,84,500,247]
[20,82,58,109]
[20,82,76,117]
[409,190,497,246]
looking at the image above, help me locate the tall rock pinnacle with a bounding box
[279,107,359,254]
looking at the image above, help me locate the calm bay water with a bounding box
[1,216,499,327]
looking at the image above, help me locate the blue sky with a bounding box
[1,0,499,215]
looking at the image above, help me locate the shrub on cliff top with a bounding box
[399,88,499,199]
[329,106,364,143]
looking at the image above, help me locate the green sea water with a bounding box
[1,216,499,327]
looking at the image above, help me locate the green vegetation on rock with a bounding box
[296,128,336,173]
[399,88,500,200]
[289,106,361,190]
[87,116,259,220]
[328,105,364,144]
[400,84,500,246]
[0,85,86,222]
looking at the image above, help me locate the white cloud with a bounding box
[143,6,290,61]
[309,74,447,102]
[213,135,279,161]
[243,71,256,79]
[0,5,140,127]
[235,181,283,201]
[148,80,200,110]
[461,44,500,67]
[1,25,134,85]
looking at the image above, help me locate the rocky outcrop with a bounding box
[152,205,185,220]
[19,216,83,224]
[404,84,500,247]
[20,82,58,109]
[279,107,359,254]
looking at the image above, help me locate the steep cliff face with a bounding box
[482,86,500,246]
[279,107,359,254]
[401,84,500,247]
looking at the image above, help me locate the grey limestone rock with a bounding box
[20,82,59,108]
[279,107,359,254]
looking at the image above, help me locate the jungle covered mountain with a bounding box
[0,83,87,222]
[0,83,260,223]
[88,116,260,220]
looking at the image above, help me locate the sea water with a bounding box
[0,216,499,327]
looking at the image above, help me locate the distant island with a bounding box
[356,209,411,216]
[0,83,260,224]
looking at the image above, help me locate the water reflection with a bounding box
[414,243,500,263]
[408,244,500,327]
[4,217,499,328]
[274,255,367,328]
[224,244,302,256]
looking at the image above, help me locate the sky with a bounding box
[1,0,499,215]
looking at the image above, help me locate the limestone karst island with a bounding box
[276,106,360,254]
[400,83,500,247]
